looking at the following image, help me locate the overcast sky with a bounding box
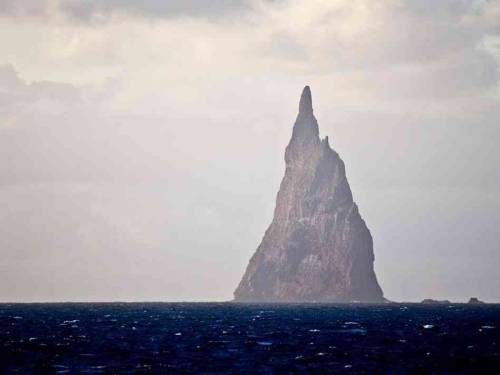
[1,0,500,302]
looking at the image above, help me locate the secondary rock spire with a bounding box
[234,86,384,302]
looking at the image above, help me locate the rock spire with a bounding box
[234,86,384,302]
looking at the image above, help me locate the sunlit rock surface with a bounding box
[234,86,384,302]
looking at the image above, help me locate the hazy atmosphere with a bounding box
[1,0,500,302]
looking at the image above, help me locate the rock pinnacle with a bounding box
[234,86,384,303]
[299,85,313,115]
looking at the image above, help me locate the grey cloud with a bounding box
[271,0,499,65]
[0,0,255,21]
[403,0,481,16]
[266,31,309,61]
[0,64,20,89]
[61,0,252,21]
[0,0,47,18]
[0,65,82,117]
[263,0,500,100]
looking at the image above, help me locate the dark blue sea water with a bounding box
[0,303,499,374]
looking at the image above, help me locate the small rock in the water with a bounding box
[468,297,485,304]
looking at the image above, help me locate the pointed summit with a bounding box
[285,86,320,146]
[299,85,313,115]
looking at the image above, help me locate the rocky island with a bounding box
[234,86,384,303]
[467,297,485,304]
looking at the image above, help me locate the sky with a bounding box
[1,0,500,302]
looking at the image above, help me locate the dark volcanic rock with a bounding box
[468,297,485,304]
[234,86,384,303]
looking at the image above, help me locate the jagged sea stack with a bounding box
[234,86,384,302]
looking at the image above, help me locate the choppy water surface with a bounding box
[0,303,499,374]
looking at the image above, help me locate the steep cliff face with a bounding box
[234,86,384,302]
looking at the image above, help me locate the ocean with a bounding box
[0,303,499,374]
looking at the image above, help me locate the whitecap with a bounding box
[348,328,366,334]
[257,341,272,346]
